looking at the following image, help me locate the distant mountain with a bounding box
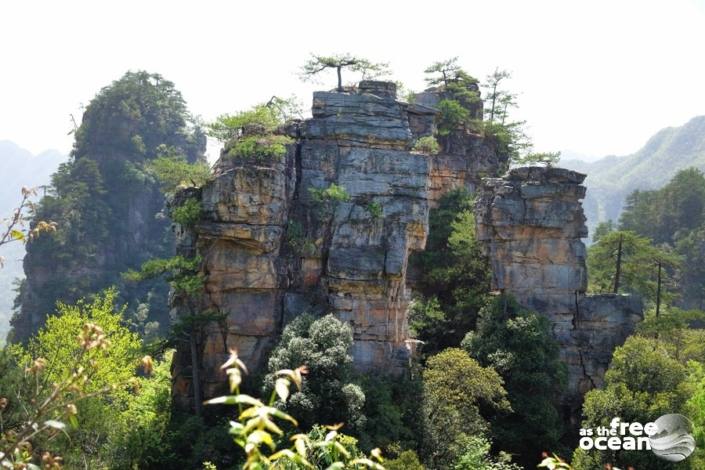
[562,116,705,239]
[0,141,66,343]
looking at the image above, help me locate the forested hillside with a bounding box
[563,115,705,236]
[8,72,207,343]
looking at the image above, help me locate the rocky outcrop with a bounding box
[475,167,643,410]
[171,80,511,408]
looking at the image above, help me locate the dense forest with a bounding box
[1,58,705,470]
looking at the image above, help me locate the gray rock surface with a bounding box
[171,81,509,408]
[475,166,643,413]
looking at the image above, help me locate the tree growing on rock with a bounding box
[300,54,390,91]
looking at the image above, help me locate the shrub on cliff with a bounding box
[207,100,298,161]
[412,136,441,155]
[463,295,567,467]
[264,314,366,434]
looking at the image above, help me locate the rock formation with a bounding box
[171,81,510,407]
[475,167,643,413]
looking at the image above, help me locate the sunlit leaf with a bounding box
[275,378,290,402]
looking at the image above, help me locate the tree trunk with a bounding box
[613,234,623,293]
[337,67,343,92]
[190,326,202,417]
[489,84,497,123]
[656,261,662,317]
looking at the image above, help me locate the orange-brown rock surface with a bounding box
[170,81,510,409]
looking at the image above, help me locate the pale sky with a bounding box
[2,0,705,162]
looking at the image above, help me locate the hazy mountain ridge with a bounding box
[0,141,66,342]
[562,115,705,237]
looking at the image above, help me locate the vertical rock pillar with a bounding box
[475,167,642,410]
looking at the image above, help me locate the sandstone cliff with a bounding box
[171,81,510,408]
[475,167,643,414]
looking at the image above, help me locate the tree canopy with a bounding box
[301,54,390,91]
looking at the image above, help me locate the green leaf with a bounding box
[247,429,275,451]
[10,230,24,241]
[275,377,290,402]
[44,420,66,430]
[205,394,263,407]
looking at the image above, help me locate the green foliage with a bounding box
[207,350,384,469]
[301,54,390,90]
[621,168,705,244]
[480,120,530,163]
[208,103,295,161]
[452,436,521,470]
[573,336,691,470]
[125,255,203,297]
[107,352,175,469]
[148,153,211,194]
[409,189,491,354]
[421,348,510,468]
[685,361,705,468]
[384,450,424,470]
[206,104,281,143]
[436,99,470,137]
[308,184,351,219]
[591,219,616,243]
[462,296,567,466]
[1,290,151,468]
[266,314,366,433]
[587,230,682,306]
[412,136,441,155]
[26,289,139,395]
[227,134,292,160]
[357,374,422,453]
[366,201,383,220]
[309,183,350,204]
[12,70,206,342]
[171,197,202,227]
[636,307,705,363]
[515,151,561,167]
[482,69,514,125]
[618,168,705,309]
[285,220,316,257]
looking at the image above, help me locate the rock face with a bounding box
[475,167,643,411]
[171,80,511,408]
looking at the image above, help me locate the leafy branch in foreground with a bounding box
[0,187,56,266]
[206,350,385,469]
[0,322,113,469]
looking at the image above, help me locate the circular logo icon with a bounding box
[649,414,696,462]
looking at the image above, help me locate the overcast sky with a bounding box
[2,0,705,161]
